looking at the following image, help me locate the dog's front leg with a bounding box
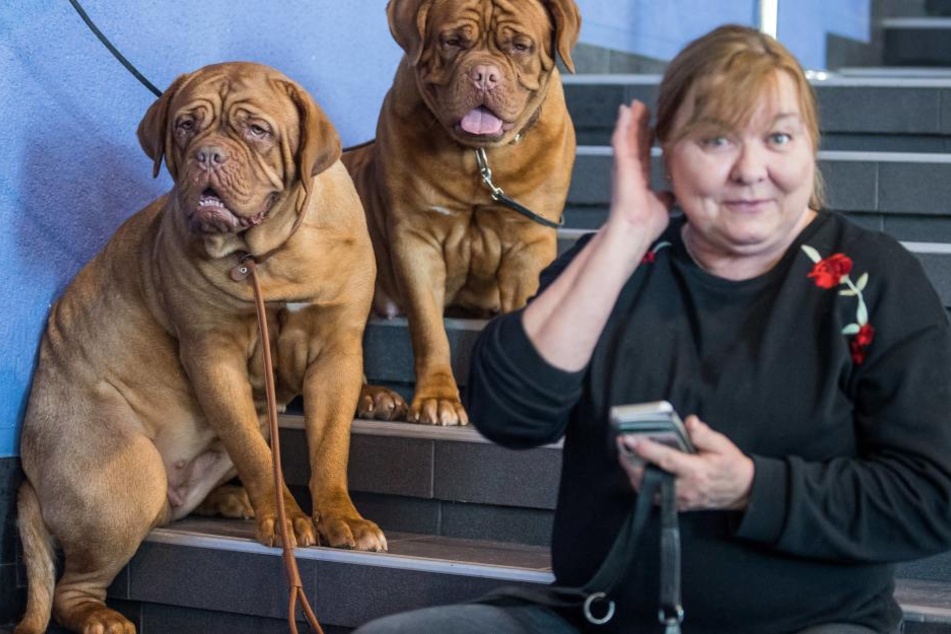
[497,235,554,313]
[392,236,468,425]
[180,333,316,548]
[279,303,387,551]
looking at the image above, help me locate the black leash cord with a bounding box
[67,0,163,97]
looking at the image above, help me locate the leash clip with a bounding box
[474,148,505,200]
[472,148,562,228]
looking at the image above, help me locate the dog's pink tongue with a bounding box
[460,107,503,135]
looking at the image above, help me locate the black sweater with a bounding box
[467,212,951,634]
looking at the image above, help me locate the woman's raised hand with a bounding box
[608,100,675,241]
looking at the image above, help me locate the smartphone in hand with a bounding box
[610,400,696,454]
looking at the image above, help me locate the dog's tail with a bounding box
[14,480,56,634]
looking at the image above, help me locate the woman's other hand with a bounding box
[617,415,754,511]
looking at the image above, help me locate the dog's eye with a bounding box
[248,124,270,138]
[511,40,532,54]
[177,118,195,132]
[442,35,463,49]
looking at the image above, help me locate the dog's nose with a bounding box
[470,64,500,91]
[195,145,228,168]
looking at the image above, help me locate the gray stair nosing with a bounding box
[576,145,951,164]
[144,527,554,584]
[280,415,563,447]
[900,604,951,623]
[564,73,951,88]
[368,314,487,331]
[881,17,951,28]
[837,67,951,79]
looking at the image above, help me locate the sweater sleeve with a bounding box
[465,234,594,449]
[737,238,951,563]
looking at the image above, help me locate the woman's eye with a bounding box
[769,132,792,145]
[701,136,730,149]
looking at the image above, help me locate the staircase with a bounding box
[8,12,951,634]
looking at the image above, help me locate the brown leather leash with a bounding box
[233,255,325,634]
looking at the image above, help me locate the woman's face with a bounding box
[666,72,816,274]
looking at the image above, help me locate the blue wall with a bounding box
[0,1,870,458]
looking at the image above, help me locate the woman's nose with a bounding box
[729,143,767,185]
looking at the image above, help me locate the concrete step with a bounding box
[101,518,945,633]
[882,18,951,67]
[279,418,559,547]
[563,74,951,152]
[98,519,550,633]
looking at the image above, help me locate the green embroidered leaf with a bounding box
[842,323,861,335]
[856,272,868,292]
[801,244,822,263]
[840,289,857,297]
[857,301,868,326]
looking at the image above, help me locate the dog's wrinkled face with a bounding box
[391,0,580,147]
[138,62,341,236]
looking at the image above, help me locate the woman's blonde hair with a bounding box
[654,24,824,209]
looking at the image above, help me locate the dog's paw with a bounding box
[410,396,469,426]
[357,384,409,421]
[194,484,255,519]
[317,515,388,552]
[53,602,137,634]
[256,509,317,548]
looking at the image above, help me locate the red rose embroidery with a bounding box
[808,254,853,289]
[850,324,875,364]
[854,323,874,346]
[801,245,873,366]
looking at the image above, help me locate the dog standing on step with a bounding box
[15,62,385,634]
[344,0,581,426]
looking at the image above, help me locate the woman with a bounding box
[356,24,951,634]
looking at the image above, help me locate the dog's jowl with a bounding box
[16,62,384,634]
[344,0,582,426]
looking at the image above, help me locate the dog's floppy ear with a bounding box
[281,79,341,184]
[137,72,192,180]
[387,0,431,66]
[546,0,582,74]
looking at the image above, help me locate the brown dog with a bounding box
[15,62,385,634]
[344,0,581,426]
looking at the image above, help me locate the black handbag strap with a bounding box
[658,468,684,633]
[475,465,683,631]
